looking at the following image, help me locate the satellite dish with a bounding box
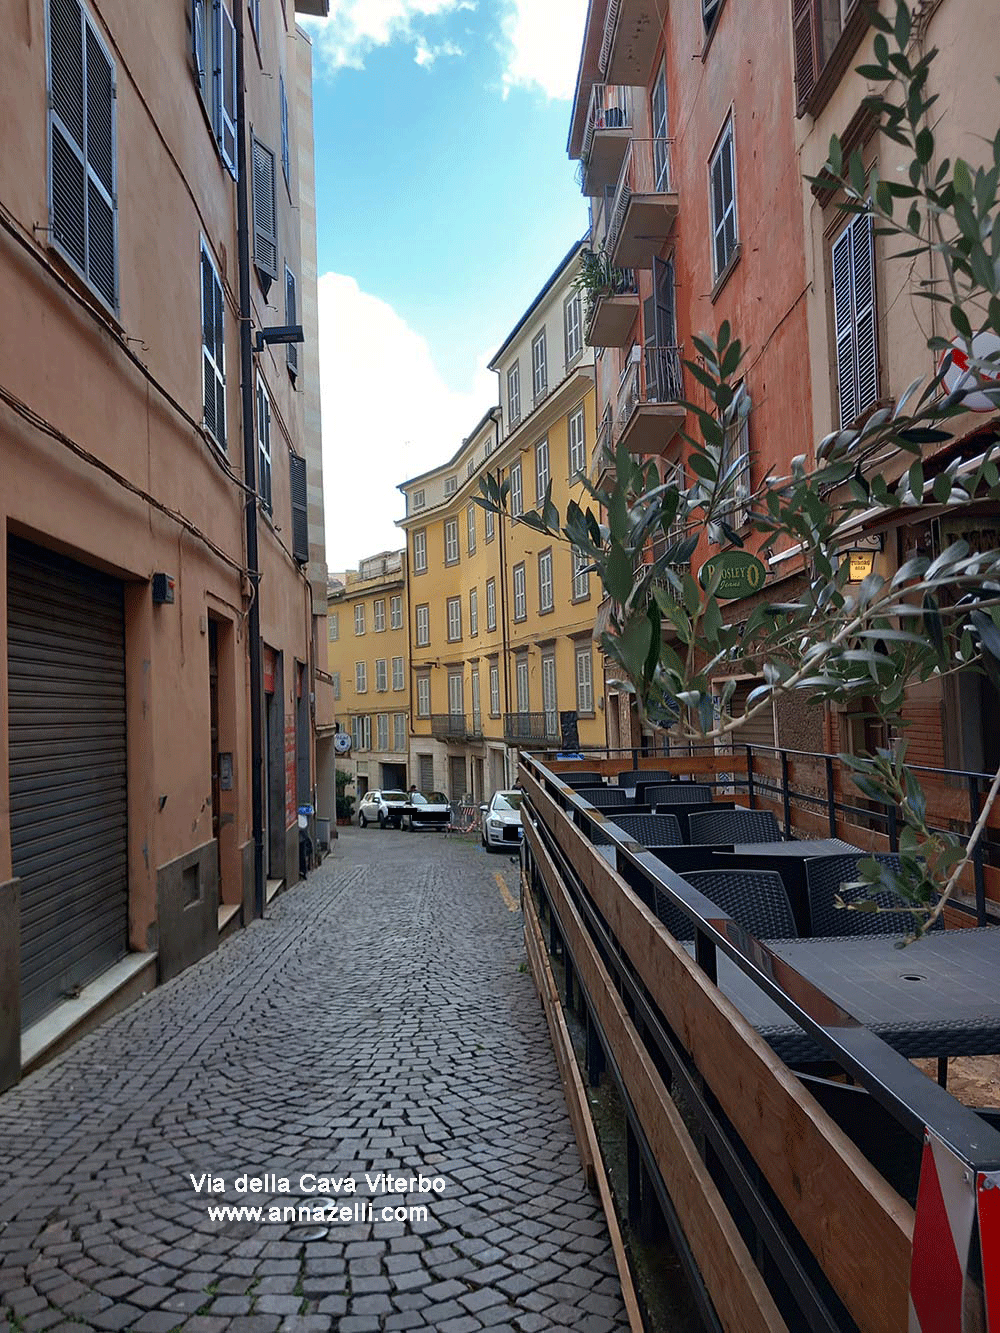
[334,733,352,755]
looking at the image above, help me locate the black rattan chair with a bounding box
[683,870,798,938]
[646,784,713,806]
[574,786,635,809]
[559,771,607,789]
[616,769,676,788]
[688,809,783,844]
[652,884,696,940]
[609,812,683,847]
[805,854,944,937]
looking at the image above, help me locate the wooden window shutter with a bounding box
[289,454,309,564]
[792,0,818,113]
[832,224,855,427]
[201,246,226,448]
[852,211,879,417]
[215,3,237,178]
[285,266,298,377]
[251,135,278,283]
[192,0,207,98]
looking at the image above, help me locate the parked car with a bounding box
[481,790,524,850]
[357,789,408,829]
[402,790,451,831]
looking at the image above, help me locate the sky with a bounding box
[299,0,590,572]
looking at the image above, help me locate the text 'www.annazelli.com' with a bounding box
[205,1201,430,1226]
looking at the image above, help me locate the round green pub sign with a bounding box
[698,551,767,600]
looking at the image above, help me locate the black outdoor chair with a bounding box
[805,855,944,937]
[646,784,714,806]
[559,771,606,789]
[651,884,697,940]
[607,812,683,847]
[616,769,676,788]
[683,870,798,939]
[688,809,783,845]
[574,786,635,810]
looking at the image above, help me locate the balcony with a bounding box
[580,84,633,195]
[590,409,615,492]
[617,344,685,456]
[430,714,468,741]
[600,0,663,87]
[586,267,639,348]
[503,712,560,745]
[606,140,678,271]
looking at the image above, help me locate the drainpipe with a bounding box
[234,3,265,919]
[493,409,513,784]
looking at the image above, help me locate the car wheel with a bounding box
[378,812,386,829]
[359,813,368,828]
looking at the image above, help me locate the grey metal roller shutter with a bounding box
[8,538,128,1027]
[727,677,777,750]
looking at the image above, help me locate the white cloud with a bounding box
[317,273,496,571]
[414,36,464,67]
[300,0,476,74]
[500,0,587,101]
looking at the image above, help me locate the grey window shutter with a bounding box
[213,265,226,446]
[280,75,290,184]
[711,151,727,276]
[285,267,298,376]
[252,135,278,283]
[832,223,855,427]
[201,250,217,441]
[85,22,116,307]
[192,0,207,97]
[852,211,878,416]
[290,454,309,564]
[216,3,237,179]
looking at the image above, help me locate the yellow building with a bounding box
[397,242,603,801]
[327,551,411,798]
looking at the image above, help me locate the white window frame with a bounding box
[538,549,554,613]
[390,595,403,629]
[542,653,558,736]
[332,671,340,701]
[444,519,459,565]
[377,713,389,751]
[485,505,495,543]
[255,374,272,512]
[516,657,530,713]
[531,329,548,404]
[354,604,365,636]
[375,659,388,692]
[416,674,431,717]
[572,546,591,601]
[410,489,425,512]
[355,661,367,693]
[469,586,478,637]
[467,504,477,555]
[201,241,226,450]
[471,668,481,726]
[392,656,404,691]
[279,71,290,188]
[576,645,594,713]
[564,291,582,365]
[393,713,407,751]
[489,662,500,716]
[510,461,523,518]
[448,671,464,716]
[328,612,339,641]
[507,361,521,427]
[709,115,738,281]
[415,604,430,647]
[535,436,550,505]
[486,578,497,632]
[444,476,458,496]
[568,405,586,478]
[413,528,427,573]
[373,599,386,632]
[351,715,362,751]
[362,715,372,750]
[447,596,462,643]
[513,563,526,621]
[285,264,298,378]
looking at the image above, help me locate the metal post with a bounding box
[968,774,988,927]
[694,929,717,986]
[586,1011,605,1087]
[626,1121,641,1227]
[887,802,899,853]
[234,1,264,920]
[746,745,755,808]
[565,955,574,1010]
[781,749,791,838]
[825,755,837,837]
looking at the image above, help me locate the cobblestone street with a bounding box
[0,828,629,1333]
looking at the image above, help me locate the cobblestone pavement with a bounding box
[0,827,629,1333]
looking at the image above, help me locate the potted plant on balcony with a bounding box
[335,769,354,826]
[575,248,634,329]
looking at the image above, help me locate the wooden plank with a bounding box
[521,766,914,1333]
[522,884,645,1333]
[525,816,787,1333]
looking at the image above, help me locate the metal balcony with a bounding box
[600,0,663,87]
[590,410,616,492]
[606,139,678,271]
[586,268,639,348]
[430,713,468,741]
[469,710,483,739]
[617,344,685,456]
[581,84,634,195]
[503,712,560,744]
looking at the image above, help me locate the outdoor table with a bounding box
[688,928,1000,1066]
[719,839,863,934]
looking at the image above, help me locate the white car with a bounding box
[357,789,408,829]
[481,790,524,851]
[401,790,452,831]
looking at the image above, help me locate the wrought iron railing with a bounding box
[504,712,560,744]
[581,83,632,181]
[429,713,468,740]
[606,138,674,260]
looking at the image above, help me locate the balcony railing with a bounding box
[599,0,661,86]
[581,83,633,195]
[504,712,560,744]
[617,344,685,455]
[470,710,483,739]
[606,139,677,270]
[430,713,468,741]
[585,267,639,349]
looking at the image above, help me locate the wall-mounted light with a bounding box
[254,324,304,353]
[848,550,876,580]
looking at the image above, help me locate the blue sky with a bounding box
[300,0,589,569]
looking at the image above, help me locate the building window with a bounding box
[531,330,548,404]
[471,668,481,727]
[351,714,362,751]
[410,489,425,512]
[516,657,530,712]
[448,671,464,716]
[467,504,477,555]
[251,133,278,287]
[377,713,389,751]
[355,661,367,693]
[542,654,557,736]
[375,659,388,692]
[256,376,272,512]
[447,597,462,642]
[486,578,497,632]
[191,0,238,179]
[513,563,526,621]
[413,529,427,573]
[390,595,403,629]
[392,656,404,690]
[793,0,863,112]
[469,586,478,637]
[489,662,500,716]
[508,361,521,427]
[48,0,119,309]
[444,476,458,497]
[444,519,459,565]
[467,457,475,478]
[535,437,550,505]
[572,547,591,601]
[362,715,372,750]
[416,604,430,647]
[718,384,752,529]
[285,266,298,379]
[564,292,582,365]
[510,461,523,518]
[393,713,407,751]
[354,604,366,636]
[538,549,554,613]
[416,673,430,717]
[576,645,594,713]
[651,59,670,193]
[328,612,339,641]
[374,599,386,632]
[709,117,738,280]
[201,243,226,449]
[332,672,340,700]
[280,72,290,187]
[485,506,495,543]
[568,406,586,478]
[249,0,260,39]
[832,211,879,428]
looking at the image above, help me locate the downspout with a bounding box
[493,409,513,783]
[234,2,265,919]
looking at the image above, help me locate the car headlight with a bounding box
[488,817,503,828]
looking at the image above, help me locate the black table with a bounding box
[694,928,1000,1065]
[720,839,863,934]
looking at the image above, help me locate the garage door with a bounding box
[8,538,128,1027]
[726,677,776,750]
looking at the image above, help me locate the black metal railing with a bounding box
[429,713,468,741]
[504,711,559,744]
